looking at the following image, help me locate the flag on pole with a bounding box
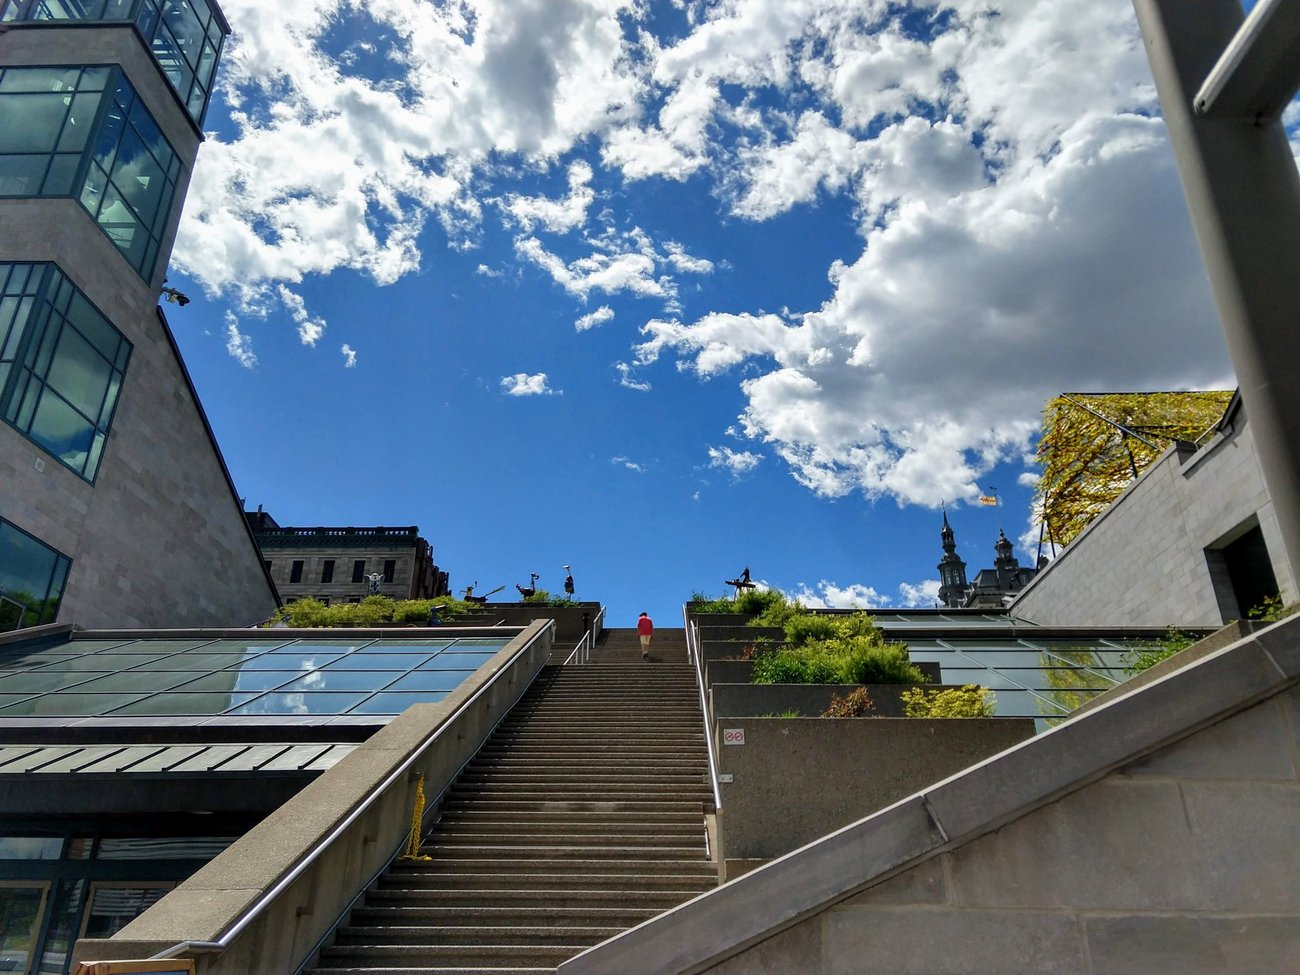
[978,495,999,506]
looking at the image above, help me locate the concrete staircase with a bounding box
[310,626,715,974]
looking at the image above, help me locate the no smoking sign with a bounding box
[722,728,745,745]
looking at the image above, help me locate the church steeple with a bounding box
[994,529,1019,589]
[937,508,970,608]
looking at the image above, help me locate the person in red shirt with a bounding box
[637,612,653,661]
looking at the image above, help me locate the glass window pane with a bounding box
[0,520,61,618]
[279,671,403,693]
[45,325,113,420]
[0,884,46,974]
[419,652,495,670]
[69,671,207,693]
[0,837,62,858]
[27,388,96,474]
[325,653,416,670]
[0,92,67,152]
[0,67,81,93]
[229,692,369,715]
[56,91,103,151]
[108,691,258,715]
[40,153,80,195]
[0,154,49,195]
[387,670,475,693]
[0,692,150,715]
[81,885,170,937]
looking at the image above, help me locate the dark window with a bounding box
[289,560,303,583]
[320,559,334,584]
[0,0,229,125]
[383,559,396,583]
[317,596,330,606]
[0,263,131,481]
[351,560,365,583]
[0,66,180,279]
[0,516,71,631]
[347,597,360,604]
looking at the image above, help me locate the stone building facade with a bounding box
[1012,394,1297,627]
[0,1,277,629]
[247,509,449,604]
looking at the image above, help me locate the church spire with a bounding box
[937,507,970,608]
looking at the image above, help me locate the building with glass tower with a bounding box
[0,0,276,631]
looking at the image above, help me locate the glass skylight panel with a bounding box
[0,635,512,717]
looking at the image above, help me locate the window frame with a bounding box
[0,516,72,632]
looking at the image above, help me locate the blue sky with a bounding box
[162,0,1295,624]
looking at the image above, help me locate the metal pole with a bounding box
[1131,0,1300,586]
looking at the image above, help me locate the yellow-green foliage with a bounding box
[270,594,477,628]
[1036,391,1232,547]
[902,684,995,718]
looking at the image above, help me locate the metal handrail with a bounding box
[148,620,556,961]
[683,604,723,812]
[562,604,606,665]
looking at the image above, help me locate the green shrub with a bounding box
[735,588,787,618]
[271,594,480,628]
[1248,595,1290,623]
[751,648,839,684]
[690,592,738,613]
[901,684,995,718]
[1122,628,1194,675]
[821,687,875,717]
[832,636,927,684]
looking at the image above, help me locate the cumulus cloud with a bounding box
[575,305,615,331]
[897,579,941,608]
[224,314,256,368]
[341,343,358,367]
[175,0,1247,511]
[707,445,762,475]
[500,372,559,396]
[791,581,890,609]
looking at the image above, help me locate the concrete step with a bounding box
[438,798,708,814]
[431,837,707,852]
[334,924,621,947]
[349,905,663,926]
[418,844,706,862]
[318,944,582,967]
[387,860,715,879]
[370,879,713,898]
[434,811,705,828]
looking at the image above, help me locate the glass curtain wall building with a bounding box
[0,0,227,124]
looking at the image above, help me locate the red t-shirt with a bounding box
[637,616,654,636]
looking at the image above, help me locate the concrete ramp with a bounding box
[559,615,1300,974]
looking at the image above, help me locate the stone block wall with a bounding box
[1012,408,1297,627]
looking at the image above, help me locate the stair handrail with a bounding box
[562,603,605,665]
[145,620,556,965]
[683,604,724,812]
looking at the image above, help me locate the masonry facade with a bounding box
[247,510,448,604]
[0,2,277,629]
[1012,395,1297,627]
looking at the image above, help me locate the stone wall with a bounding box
[1012,407,1297,627]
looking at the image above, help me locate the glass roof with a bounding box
[904,635,1136,728]
[0,636,510,718]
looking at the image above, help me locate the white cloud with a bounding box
[502,159,596,233]
[475,263,501,277]
[707,445,762,475]
[615,361,651,391]
[791,581,890,609]
[897,579,941,608]
[611,455,646,472]
[515,226,712,304]
[341,343,358,367]
[500,372,559,396]
[277,285,327,346]
[575,305,615,331]
[224,313,256,368]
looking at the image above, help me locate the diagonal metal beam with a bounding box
[1195,0,1300,121]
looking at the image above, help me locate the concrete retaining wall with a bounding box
[72,620,554,975]
[481,603,604,640]
[714,716,1035,865]
[709,683,962,719]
